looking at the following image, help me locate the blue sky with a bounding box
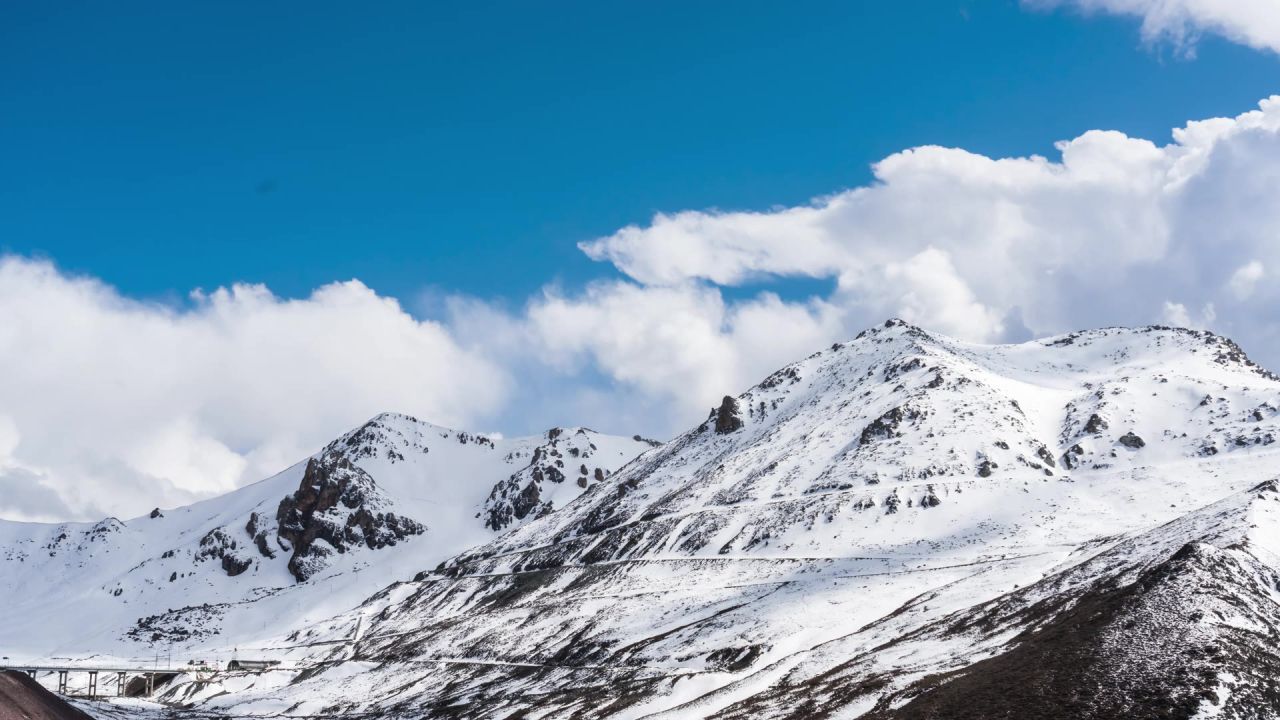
[7,0,1280,520]
[3,1,1278,306]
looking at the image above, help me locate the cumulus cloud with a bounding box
[520,283,843,429]
[12,97,1280,523]
[576,97,1280,370]
[0,258,509,521]
[1028,0,1280,55]
[581,127,1186,342]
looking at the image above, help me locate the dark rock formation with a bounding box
[484,428,612,531]
[195,527,254,577]
[715,396,745,434]
[1118,432,1146,449]
[1062,443,1085,470]
[706,645,768,673]
[1084,413,1109,435]
[244,512,276,559]
[884,491,901,514]
[861,406,912,444]
[1035,445,1057,467]
[884,357,926,382]
[127,603,225,645]
[276,453,424,582]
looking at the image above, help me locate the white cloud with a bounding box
[516,283,844,430]
[441,95,1280,453]
[0,258,509,521]
[877,248,1006,341]
[1227,260,1265,299]
[12,97,1280,523]
[578,97,1280,345]
[1160,300,1216,329]
[1027,0,1280,55]
[582,127,1182,340]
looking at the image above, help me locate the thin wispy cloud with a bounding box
[1028,0,1280,56]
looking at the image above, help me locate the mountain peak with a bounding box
[445,322,1280,575]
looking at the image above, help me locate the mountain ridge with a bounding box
[0,412,654,660]
[11,319,1280,719]
[160,319,1280,718]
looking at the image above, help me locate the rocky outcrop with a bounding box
[195,527,254,577]
[1061,443,1085,469]
[714,396,745,434]
[245,512,276,559]
[276,453,424,582]
[127,603,225,645]
[1083,413,1109,435]
[861,405,926,444]
[1118,431,1146,449]
[484,428,614,531]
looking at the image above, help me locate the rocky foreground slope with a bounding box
[0,671,94,720]
[0,415,653,660]
[150,321,1280,719]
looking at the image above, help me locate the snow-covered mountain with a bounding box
[0,413,654,662]
[145,320,1280,719]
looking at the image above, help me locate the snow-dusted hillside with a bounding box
[145,321,1280,719]
[0,414,653,662]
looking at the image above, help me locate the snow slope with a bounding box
[0,414,653,663]
[145,320,1280,718]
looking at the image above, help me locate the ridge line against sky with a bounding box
[3,0,1280,521]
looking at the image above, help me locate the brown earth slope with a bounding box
[0,671,94,720]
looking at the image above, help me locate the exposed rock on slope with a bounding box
[713,396,745,434]
[482,427,624,531]
[194,526,255,577]
[277,453,424,582]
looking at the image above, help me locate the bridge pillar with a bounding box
[57,670,67,694]
[87,670,98,699]
[117,671,126,696]
[26,670,35,679]
[145,672,154,696]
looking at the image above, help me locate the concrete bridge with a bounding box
[0,664,182,699]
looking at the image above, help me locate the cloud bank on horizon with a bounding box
[5,5,1280,522]
[0,262,509,521]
